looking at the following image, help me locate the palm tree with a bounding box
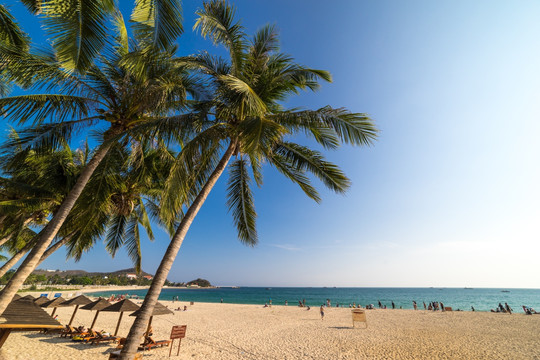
[118,1,378,357]
[0,0,191,313]
[0,138,86,275]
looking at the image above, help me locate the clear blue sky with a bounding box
[4,0,540,288]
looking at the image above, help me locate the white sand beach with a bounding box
[0,300,538,360]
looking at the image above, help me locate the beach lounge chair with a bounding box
[139,335,171,351]
[40,293,48,298]
[72,329,98,342]
[60,325,77,338]
[90,332,120,345]
[54,293,62,298]
[444,307,453,312]
[108,350,143,360]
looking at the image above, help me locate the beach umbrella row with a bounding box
[16,294,172,337]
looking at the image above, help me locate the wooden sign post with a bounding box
[169,325,187,357]
[351,309,367,328]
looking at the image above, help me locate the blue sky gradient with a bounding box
[3,0,540,288]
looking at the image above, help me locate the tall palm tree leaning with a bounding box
[119,1,378,357]
[0,0,191,312]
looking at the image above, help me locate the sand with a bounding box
[0,300,538,360]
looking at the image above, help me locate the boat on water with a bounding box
[501,290,510,293]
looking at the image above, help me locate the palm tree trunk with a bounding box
[36,237,69,267]
[0,142,113,314]
[0,242,33,279]
[118,142,236,360]
[0,237,10,248]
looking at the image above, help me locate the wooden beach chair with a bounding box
[60,325,77,338]
[444,307,453,312]
[139,335,171,351]
[72,329,98,342]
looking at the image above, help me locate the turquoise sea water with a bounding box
[87,287,540,312]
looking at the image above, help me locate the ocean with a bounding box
[87,287,540,312]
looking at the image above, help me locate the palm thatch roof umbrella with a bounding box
[11,294,21,301]
[80,298,111,329]
[34,296,49,306]
[0,298,63,348]
[40,296,66,317]
[130,302,173,336]
[101,299,139,336]
[59,295,92,326]
[21,295,34,300]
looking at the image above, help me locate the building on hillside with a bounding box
[125,273,137,280]
[143,275,153,280]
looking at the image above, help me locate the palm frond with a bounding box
[226,158,257,245]
[218,75,267,115]
[131,0,183,50]
[274,142,350,193]
[268,152,321,203]
[40,0,115,73]
[270,106,378,146]
[0,94,99,125]
[124,216,142,273]
[194,0,246,74]
[0,4,30,50]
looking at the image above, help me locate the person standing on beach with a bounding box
[413,301,417,310]
[320,305,325,320]
[220,298,223,303]
[285,300,288,306]
[392,301,395,309]
[423,302,427,310]
[378,300,382,309]
[505,303,512,314]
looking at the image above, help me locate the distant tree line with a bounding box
[0,272,155,287]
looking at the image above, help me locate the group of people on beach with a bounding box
[490,303,512,313]
[262,297,538,314]
[107,293,139,302]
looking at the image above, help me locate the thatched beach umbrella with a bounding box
[101,299,139,336]
[21,295,34,300]
[40,297,66,317]
[0,298,63,348]
[34,296,49,306]
[80,298,111,329]
[130,302,173,335]
[60,295,92,326]
[10,294,21,302]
